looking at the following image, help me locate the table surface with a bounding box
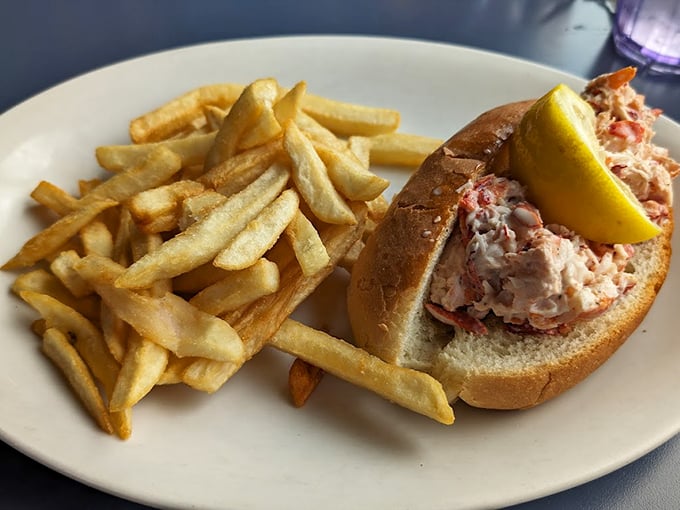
[1,1,679,509]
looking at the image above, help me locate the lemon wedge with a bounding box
[509,83,660,244]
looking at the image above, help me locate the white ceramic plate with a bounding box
[0,36,679,510]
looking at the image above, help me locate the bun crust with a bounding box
[347,100,673,410]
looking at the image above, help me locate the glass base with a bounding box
[613,31,680,76]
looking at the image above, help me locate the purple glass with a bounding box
[613,0,680,75]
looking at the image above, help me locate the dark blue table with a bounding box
[2,1,679,509]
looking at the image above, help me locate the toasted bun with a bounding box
[347,101,673,410]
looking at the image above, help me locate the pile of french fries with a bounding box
[3,77,453,439]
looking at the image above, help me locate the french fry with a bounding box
[177,190,226,231]
[19,290,120,395]
[109,330,168,412]
[213,189,299,271]
[284,210,330,277]
[368,132,443,167]
[129,224,173,298]
[2,198,118,270]
[367,194,390,221]
[273,81,307,126]
[96,132,215,172]
[75,255,245,363]
[80,220,114,257]
[110,410,133,440]
[283,121,356,225]
[270,319,454,425]
[79,146,182,207]
[198,133,283,191]
[129,83,244,143]
[203,105,228,131]
[301,93,400,137]
[127,180,205,230]
[11,269,100,321]
[115,163,290,289]
[238,107,282,151]
[181,357,240,393]
[189,258,279,316]
[157,353,196,385]
[78,178,102,196]
[288,357,324,407]
[112,207,133,266]
[42,327,114,434]
[30,181,78,216]
[294,111,347,151]
[172,262,229,294]
[347,136,371,169]
[313,142,389,201]
[338,238,365,272]
[100,301,128,364]
[49,250,93,298]
[204,78,279,170]
[136,214,177,234]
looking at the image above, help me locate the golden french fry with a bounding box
[19,290,120,395]
[80,146,182,207]
[75,255,245,363]
[11,269,100,321]
[347,136,371,169]
[301,93,400,137]
[213,189,299,271]
[368,132,443,167]
[181,357,239,393]
[30,181,78,216]
[42,327,114,434]
[128,180,204,229]
[203,105,228,131]
[157,353,196,385]
[288,357,324,408]
[31,318,47,337]
[172,263,229,294]
[204,78,279,169]
[338,238,365,272]
[189,258,279,316]
[367,194,390,220]
[128,224,172,298]
[2,198,118,270]
[313,142,389,201]
[100,301,128,364]
[79,178,102,196]
[283,121,356,225]
[198,137,283,190]
[177,190,226,231]
[49,250,93,298]
[273,81,307,126]
[271,319,454,425]
[136,214,177,234]
[112,207,133,266]
[129,83,244,143]
[284,209,330,277]
[80,220,114,257]
[214,159,279,198]
[238,107,282,151]
[294,111,347,151]
[96,132,215,172]
[109,330,168,412]
[115,164,289,289]
[109,410,132,440]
